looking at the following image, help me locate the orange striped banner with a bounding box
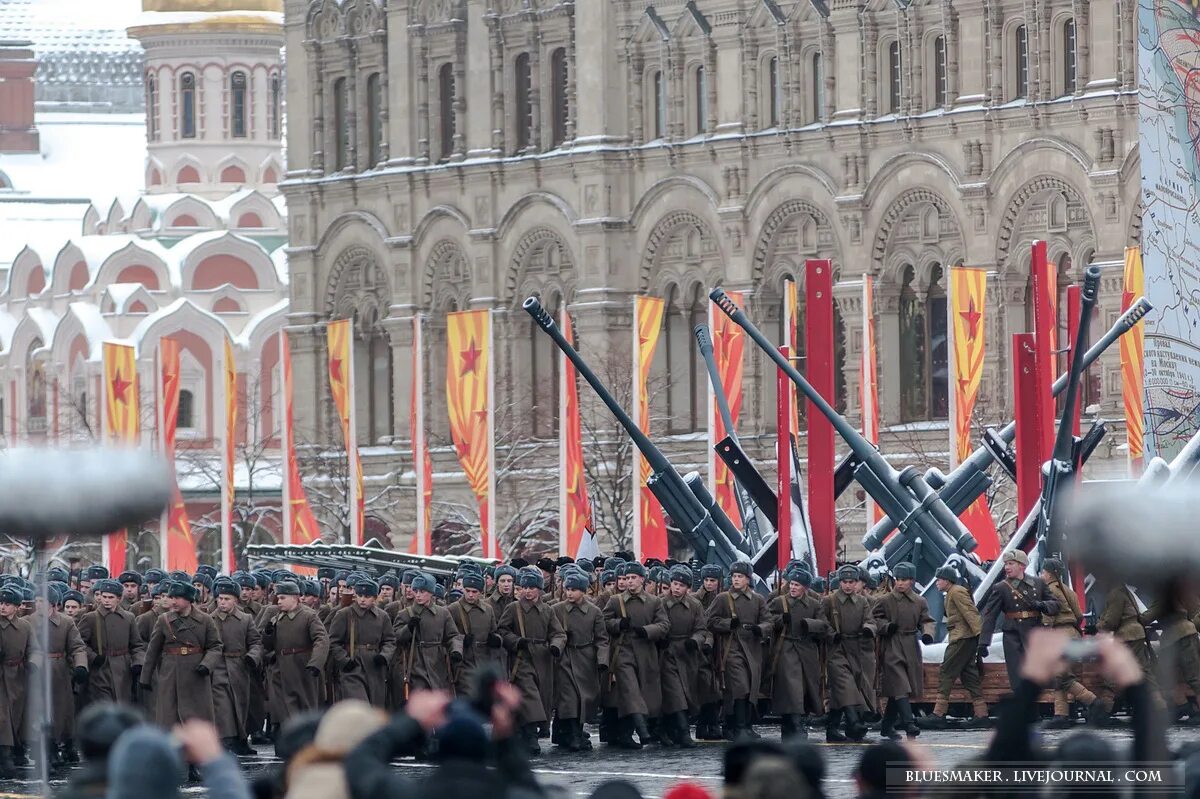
[1121,247,1146,475]
[281,330,321,548]
[222,336,237,572]
[446,310,497,558]
[633,296,668,560]
[784,279,801,438]
[328,319,365,545]
[160,338,197,572]
[103,341,138,572]
[710,291,745,524]
[948,266,999,559]
[409,316,433,555]
[560,308,594,557]
[860,277,885,526]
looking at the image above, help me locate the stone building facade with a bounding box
[281,0,1141,556]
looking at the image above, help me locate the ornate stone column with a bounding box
[415,32,431,164]
[629,52,645,142]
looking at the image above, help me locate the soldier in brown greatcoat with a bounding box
[0,587,31,778]
[690,564,724,740]
[498,569,565,756]
[77,579,146,707]
[117,572,142,612]
[134,583,170,720]
[1092,579,1157,723]
[393,572,463,707]
[659,565,708,748]
[210,580,263,755]
[329,579,396,708]
[33,587,88,766]
[979,549,1060,691]
[490,566,518,618]
[705,561,772,741]
[552,570,608,752]
[139,582,223,729]
[261,580,330,728]
[1040,558,1097,726]
[818,564,879,742]
[603,562,669,749]
[922,565,989,729]
[447,572,504,696]
[871,562,935,740]
[767,567,829,740]
[383,571,416,622]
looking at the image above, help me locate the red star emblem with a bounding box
[460,339,481,376]
[111,370,131,405]
[960,298,982,341]
[329,357,343,383]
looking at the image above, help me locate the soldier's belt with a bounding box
[840,633,862,638]
[223,651,245,658]
[566,642,594,648]
[899,629,919,634]
[1005,611,1039,620]
[417,642,446,648]
[3,658,22,667]
[669,635,692,641]
[46,653,64,659]
[102,649,128,657]
[164,645,198,656]
[280,647,312,656]
[1049,622,1077,629]
[354,644,379,651]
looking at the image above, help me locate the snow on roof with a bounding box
[102,282,151,313]
[61,301,113,360]
[237,297,286,348]
[176,452,283,494]
[24,306,60,349]
[0,200,94,267]
[0,0,144,56]
[269,245,288,285]
[0,310,18,355]
[130,9,284,28]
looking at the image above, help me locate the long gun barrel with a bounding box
[710,288,977,561]
[864,295,1153,551]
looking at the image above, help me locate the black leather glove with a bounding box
[685,638,700,654]
[977,645,989,659]
[130,664,141,680]
[729,614,740,627]
[742,623,762,639]
[306,666,321,678]
[262,624,277,648]
[72,666,88,685]
[407,616,421,631]
[243,654,257,670]
[880,621,896,636]
[92,654,107,669]
[618,617,631,631]
[701,643,713,656]
[921,633,934,645]
[797,618,810,634]
[449,649,463,663]
[633,625,649,639]
[462,634,475,649]
[373,653,388,668]
[194,664,210,677]
[341,659,359,672]
[598,662,609,674]
[549,644,562,658]
[517,637,530,652]
[863,626,876,638]
[831,633,842,645]
[487,632,503,648]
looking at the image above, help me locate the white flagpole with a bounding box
[280,329,293,547]
[559,307,569,556]
[414,316,427,556]
[631,297,641,561]
[347,328,361,546]
[486,310,497,559]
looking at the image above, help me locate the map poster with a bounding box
[1139,0,1200,459]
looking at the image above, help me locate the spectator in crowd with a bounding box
[104,719,251,799]
[248,709,325,799]
[58,703,143,799]
[283,700,388,799]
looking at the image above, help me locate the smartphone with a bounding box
[1062,638,1101,662]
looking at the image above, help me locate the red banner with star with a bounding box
[282,330,322,549]
[103,341,138,572]
[949,266,999,559]
[1121,247,1145,475]
[160,338,197,573]
[1030,240,1056,461]
[710,291,745,526]
[327,319,364,545]
[446,310,497,558]
[860,276,885,526]
[633,296,667,560]
[559,307,594,558]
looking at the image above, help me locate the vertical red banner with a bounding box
[446,310,497,558]
[632,296,668,561]
[777,346,792,573]
[1030,240,1056,461]
[559,307,594,558]
[860,277,884,527]
[1121,247,1145,474]
[710,291,746,524]
[805,260,836,576]
[103,341,139,573]
[1013,334,1041,522]
[281,330,322,548]
[160,338,197,573]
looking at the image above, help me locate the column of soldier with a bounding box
[0,541,1165,777]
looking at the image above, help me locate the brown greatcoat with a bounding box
[393,601,463,701]
[498,597,565,725]
[212,606,263,740]
[871,589,935,699]
[134,606,164,718]
[690,587,721,706]
[77,605,146,704]
[33,610,87,740]
[0,615,31,746]
[704,588,773,704]
[328,604,396,707]
[766,591,829,715]
[818,591,878,710]
[660,593,709,715]
[604,590,669,717]
[552,598,609,720]
[141,607,223,726]
[263,605,330,722]
[446,597,504,695]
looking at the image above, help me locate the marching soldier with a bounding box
[1093,578,1158,723]
[77,578,145,706]
[446,571,504,695]
[659,565,707,748]
[492,566,518,616]
[552,569,609,752]
[0,586,31,778]
[922,566,988,729]
[979,549,1060,691]
[393,572,463,703]
[118,572,142,610]
[33,586,88,767]
[1139,587,1200,722]
[211,580,263,755]
[499,569,565,755]
[705,561,772,741]
[604,562,669,749]
[871,562,934,740]
[1039,558,1097,726]
[261,580,330,727]
[328,579,395,708]
[818,564,878,742]
[691,564,724,740]
[139,582,223,729]
[767,567,828,740]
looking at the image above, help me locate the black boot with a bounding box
[11,745,27,768]
[630,713,652,747]
[674,712,696,748]
[610,716,641,749]
[724,703,742,741]
[524,723,542,756]
[61,739,79,764]
[538,721,550,740]
[780,713,796,739]
[551,717,563,746]
[188,765,202,783]
[0,748,13,779]
[879,701,901,740]
[558,719,580,751]
[825,708,847,742]
[599,707,616,743]
[48,741,64,769]
[795,715,809,739]
[698,703,721,740]
[740,700,761,740]
[234,736,255,756]
[844,707,868,742]
[897,698,920,738]
[652,716,674,747]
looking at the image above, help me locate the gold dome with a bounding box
[142,0,282,11]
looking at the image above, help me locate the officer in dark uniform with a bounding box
[978,549,1060,691]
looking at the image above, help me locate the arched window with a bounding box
[550,48,568,148]
[664,284,706,433]
[230,71,248,138]
[1063,18,1078,94]
[437,63,455,162]
[147,74,158,141]
[900,264,948,421]
[515,53,532,151]
[333,77,349,170]
[933,35,947,109]
[366,330,393,444]
[269,72,281,139]
[886,41,902,114]
[367,72,383,167]
[694,65,708,135]
[1015,25,1029,99]
[811,52,824,123]
[652,71,665,139]
[180,72,196,139]
[178,389,195,430]
[766,56,780,127]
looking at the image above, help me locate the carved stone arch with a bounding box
[308,0,343,42]
[506,227,575,308]
[326,247,391,334]
[752,199,838,290]
[424,239,471,310]
[996,175,1093,272]
[640,211,720,294]
[871,188,963,271]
